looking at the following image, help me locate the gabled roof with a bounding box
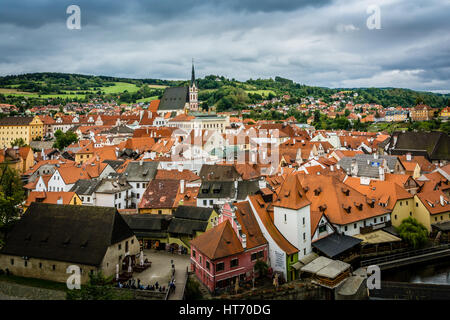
[233,201,268,250]
[344,177,413,210]
[69,179,102,195]
[297,174,390,225]
[155,169,200,182]
[273,174,310,210]
[25,191,77,207]
[197,181,236,199]
[248,195,298,255]
[0,116,34,126]
[123,161,159,182]
[139,179,180,209]
[390,132,450,161]
[199,164,241,181]
[158,87,189,111]
[56,166,92,184]
[1,203,134,266]
[173,206,215,221]
[190,220,244,260]
[416,190,450,215]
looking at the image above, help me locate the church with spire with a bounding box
[157,60,200,116]
[188,59,199,112]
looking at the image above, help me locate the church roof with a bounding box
[158,87,189,111]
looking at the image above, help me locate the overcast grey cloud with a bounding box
[0,0,449,91]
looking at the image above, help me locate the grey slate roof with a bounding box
[312,233,362,259]
[197,181,236,199]
[121,214,171,232]
[0,116,34,126]
[69,179,101,195]
[199,164,241,181]
[168,218,208,236]
[338,154,400,178]
[173,206,215,221]
[236,180,260,200]
[95,178,132,194]
[102,125,134,135]
[102,159,125,171]
[389,131,450,161]
[158,87,189,111]
[123,161,159,182]
[1,203,134,266]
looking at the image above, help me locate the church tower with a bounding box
[189,59,199,112]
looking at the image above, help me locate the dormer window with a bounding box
[341,188,350,196]
[314,187,322,196]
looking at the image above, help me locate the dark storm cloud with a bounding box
[0,0,331,28]
[0,0,449,91]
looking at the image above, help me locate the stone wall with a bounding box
[0,281,66,300]
[215,280,330,300]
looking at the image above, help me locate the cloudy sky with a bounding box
[1,0,449,92]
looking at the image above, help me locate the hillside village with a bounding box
[0,65,450,300]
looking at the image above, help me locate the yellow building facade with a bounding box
[0,116,44,148]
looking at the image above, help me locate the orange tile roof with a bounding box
[190,220,244,260]
[233,201,268,250]
[57,166,92,184]
[344,177,413,210]
[148,100,160,113]
[174,186,199,207]
[248,195,298,255]
[155,169,200,182]
[25,191,77,206]
[273,174,311,210]
[297,174,390,225]
[416,190,450,215]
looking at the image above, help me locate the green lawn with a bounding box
[101,82,141,94]
[137,96,159,103]
[0,273,68,292]
[245,89,276,97]
[0,81,141,99]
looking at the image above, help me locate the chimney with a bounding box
[330,165,334,172]
[336,164,340,170]
[180,180,185,194]
[406,153,412,161]
[241,233,247,249]
[440,195,445,206]
[351,159,358,176]
[57,197,63,205]
[139,159,143,166]
[379,166,385,181]
[178,164,183,172]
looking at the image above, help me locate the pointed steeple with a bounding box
[191,58,196,87]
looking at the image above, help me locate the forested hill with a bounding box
[0,72,448,110]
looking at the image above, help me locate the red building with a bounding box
[190,202,268,293]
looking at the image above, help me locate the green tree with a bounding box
[66,271,119,300]
[11,138,26,147]
[184,277,203,300]
[52,130,78,150]
[396,217,428,249]
[254,260,269,279]
[0,166,25,242]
